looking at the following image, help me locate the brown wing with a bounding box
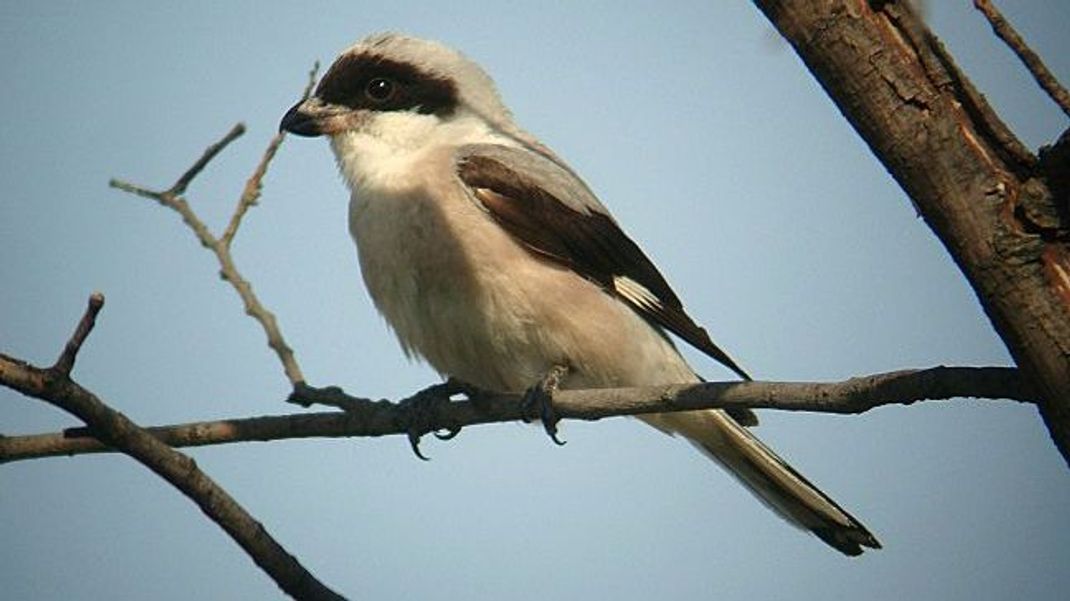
[456,150,751,383]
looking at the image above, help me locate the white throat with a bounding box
[329,110,509,196]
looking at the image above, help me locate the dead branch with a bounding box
[1,365,1034,463]
[224,61,320,248]
[109,126,305,386]
[108,62,320,388]
[0,295,346,601]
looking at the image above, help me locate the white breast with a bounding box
[335,125,695,392]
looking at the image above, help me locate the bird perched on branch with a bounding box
[280,32,879,556]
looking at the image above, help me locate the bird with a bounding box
[280,32,880,556]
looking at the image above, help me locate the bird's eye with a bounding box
[365,77,395,102]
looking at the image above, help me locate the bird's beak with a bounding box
[279,97,348,137]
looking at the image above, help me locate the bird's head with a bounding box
[280,33,516,149]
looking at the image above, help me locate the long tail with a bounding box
[639,409,880,556]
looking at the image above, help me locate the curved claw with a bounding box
[400,380,468,460]
[537,393,566,446]
[523,364,570,446]
[407,429,431,461]
[544,422,567,447]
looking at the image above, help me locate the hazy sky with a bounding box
[2,2,1068,600]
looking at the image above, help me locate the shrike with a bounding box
[281,32,879,556]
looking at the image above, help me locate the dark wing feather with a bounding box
[456,147,751,383]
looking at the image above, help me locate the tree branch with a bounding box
[2,365,1034,463]
[974,0,1070,118]
[0,295,346,601]
[108,63,320,387]
[752,0,1070,466]
[224,61,320,248]
[52,292,105,377]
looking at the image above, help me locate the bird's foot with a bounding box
[522,364,570,446]
[400,380,465,460]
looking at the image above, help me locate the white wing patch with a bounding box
[613,275,663,312]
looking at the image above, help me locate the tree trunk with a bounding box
[751,0,1070,464]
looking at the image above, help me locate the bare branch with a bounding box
[223,62,320,248]
[52,292,105,377]
[108,71,314,387]
[2,366,1034,463]
[0,296,346,601]
[109,119,238,254]
[974,0,1070,118]
[223,131,282,248]
[170,123,247,196]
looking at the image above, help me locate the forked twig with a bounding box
[108,64,320,387]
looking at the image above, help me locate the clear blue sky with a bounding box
[2,2,1068,600]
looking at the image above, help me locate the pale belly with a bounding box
[348,185,696,393]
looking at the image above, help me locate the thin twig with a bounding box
[223,132,283,248]
[974,0,1070,118]
[223,62,320,248]
[1,365,1035,463]
[108,67,321,386]
[0,296,346,601]
[170,123,247,196]
[52,292,105,377]
[109,124,241,253]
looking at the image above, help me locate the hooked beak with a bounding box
[279,97,348,137]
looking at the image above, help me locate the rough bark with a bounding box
[752,0,1070,464]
